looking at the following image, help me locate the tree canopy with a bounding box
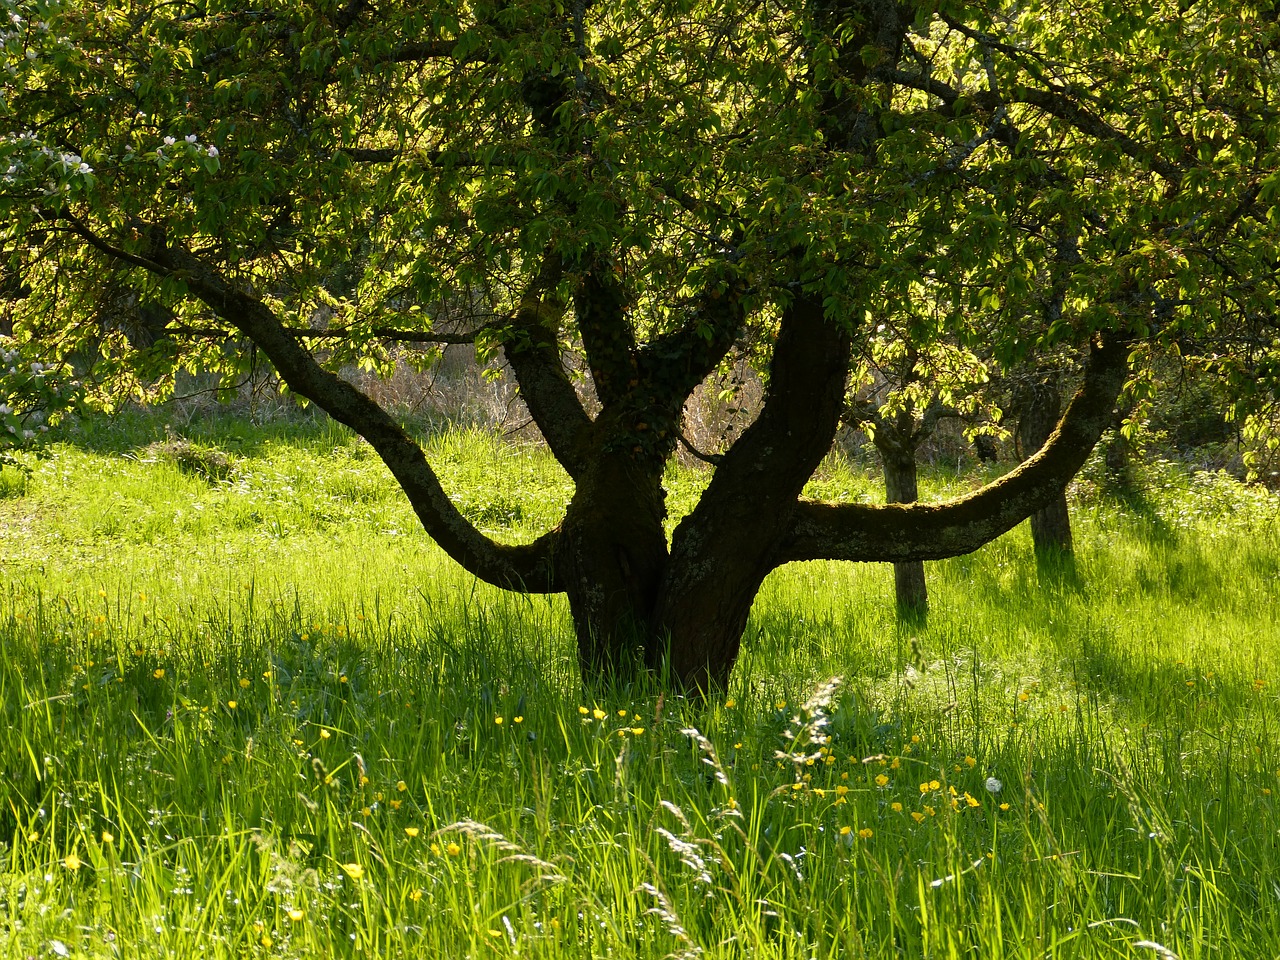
[3,0,1279,687]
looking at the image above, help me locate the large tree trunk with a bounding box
[558,454,669,679]
[1015,380,1074,567]
[653,294,854,691]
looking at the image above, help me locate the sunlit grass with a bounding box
[1,409,1278,958]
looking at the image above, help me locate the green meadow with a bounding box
[1,410,1279,959]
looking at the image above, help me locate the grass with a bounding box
[1,407,1279,958]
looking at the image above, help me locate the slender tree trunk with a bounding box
[879,445,929,617]
[1016,380,1074,567]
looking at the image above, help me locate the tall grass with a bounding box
[0,409,1278,958]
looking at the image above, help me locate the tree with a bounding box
[3,0,1278,690]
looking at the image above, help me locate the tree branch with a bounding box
[498,252,596,478]
[775,335,1129,565]
[148,245,564,593]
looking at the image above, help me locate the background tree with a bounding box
[3,0,1278,689]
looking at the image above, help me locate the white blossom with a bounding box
[185,134,197,143]
[163,136,175,146]
[206,146,218,158]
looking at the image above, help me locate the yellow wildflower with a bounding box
[858,828,873,839]
[875,774,889,787]
[891,802,903,812]
[238,678,251,689]
[405,827,420,838]
[64,852,81,871]
[288,908,304,921]
[341,862,364,880]
[152,668,165,679]
[447,841,461,856]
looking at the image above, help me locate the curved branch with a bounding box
[775,335,1129,565]
[499,253,596,478]
[151,245,564,593]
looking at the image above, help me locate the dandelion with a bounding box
[64,852,81,871]
[999,802,1010,811]
[964,756,977,768]
[340,862,364,881]
[875,774,889,787]
[153,668,165,679]
[227,700,237,709]
[405,827,420,838]
[288,908,304,921]
[985,777,1003,794]
[446,841,461,856]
